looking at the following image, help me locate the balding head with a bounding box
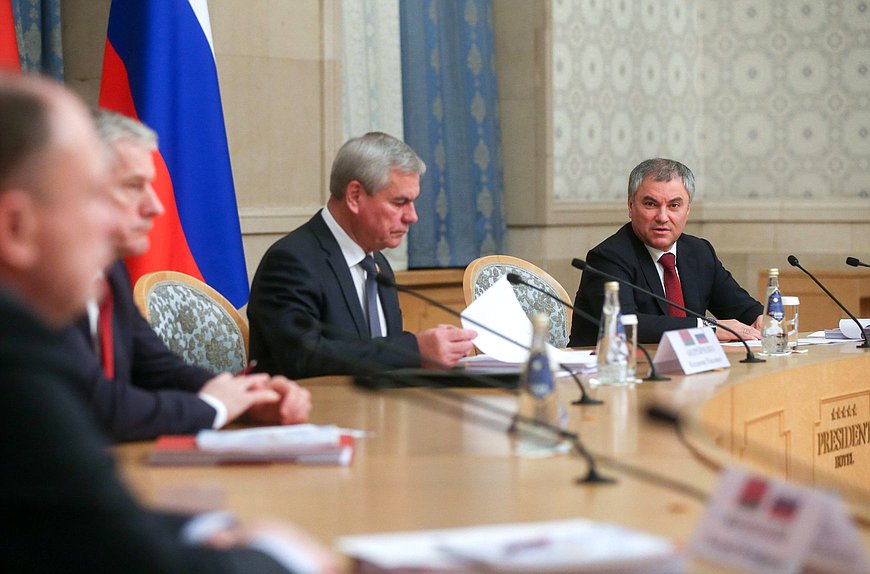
[0,74,117,326]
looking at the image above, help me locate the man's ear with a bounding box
[345,180,364,215]
[0,190,40,270]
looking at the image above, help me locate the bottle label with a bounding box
[767,290,784,321]
[524,352,554,398]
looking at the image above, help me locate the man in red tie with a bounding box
[67,110,312,442]
[568,158,763,346]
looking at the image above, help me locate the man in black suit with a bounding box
[248,132,476,379]
[66,110,311,442]
[569,158,763,346]
[0,74,335,572]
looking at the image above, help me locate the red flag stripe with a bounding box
[0,0,20,72]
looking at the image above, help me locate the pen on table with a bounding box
[236,359,258,376]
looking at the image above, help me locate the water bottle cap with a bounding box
[621,314,638,325]
[604,281,619,291]
[769,268,779,275]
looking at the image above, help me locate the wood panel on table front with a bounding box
[699,350,870,504]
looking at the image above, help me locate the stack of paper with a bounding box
[150,424,356,466]
[819,318,870,340]
[336,518,685,573]
[460,350,596,373]
[460,277,596,372]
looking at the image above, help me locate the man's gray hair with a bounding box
[92,108,158,153]
[627,158,695,202]
[329,132,426,199]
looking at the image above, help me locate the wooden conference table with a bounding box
[115,343,870,569]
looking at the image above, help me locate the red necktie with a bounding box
[658,253,686,317]
[97,277,115,379]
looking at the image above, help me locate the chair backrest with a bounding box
[463,255,573,348]
[133,271,249,374]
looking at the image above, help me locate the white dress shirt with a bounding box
[320,206,387,336]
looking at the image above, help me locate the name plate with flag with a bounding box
[652,327,728,375]
[691,468,870,574]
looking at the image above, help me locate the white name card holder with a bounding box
[652,327,729,375]
[691,468,870,574]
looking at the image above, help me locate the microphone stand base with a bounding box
[572,395,604,405]
[643,373,670,382]
[576,469,617,484]
[857,341,870,349]
[739,355,766,364]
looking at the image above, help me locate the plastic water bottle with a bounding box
[761,268,787,355]
[513,313,569,457]
[595,281,628,385]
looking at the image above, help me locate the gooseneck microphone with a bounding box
[788,255,870,349]
[571,258,765,364]
[846,256,870,269]
[505,273,669,382]
[289,313,732,498]
[375,274,603,406]
[289,313,614,484]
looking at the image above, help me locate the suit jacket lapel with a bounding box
[310,213,368,336]
[628,227,670,315]
[676,237,702,315]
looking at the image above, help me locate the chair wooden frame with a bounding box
[463,255,573,334]
[133,270,250,356]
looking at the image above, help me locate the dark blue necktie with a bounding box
[359,255,383,338]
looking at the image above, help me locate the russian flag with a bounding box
[98,0,248,307]
[0,0,20,71]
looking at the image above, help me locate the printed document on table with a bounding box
[460,276,595,368]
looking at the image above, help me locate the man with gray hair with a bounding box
[568,158,763,346]
[65,109,311,442]
[249,132,476,378]
[0,73,336,574]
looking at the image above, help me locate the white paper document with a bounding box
[459,276,595,369]
[197,424,351,454]
[337,518,685,573]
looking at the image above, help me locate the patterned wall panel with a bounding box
[551,0,704,202]
[551,0,870,202]
[701,0,870,200]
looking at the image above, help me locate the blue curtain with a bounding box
[400,0,506,268]
[12,0,62,79]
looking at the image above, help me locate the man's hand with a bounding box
[244,376,312,425]
[199,373,280,425]
[415,324,477,368]
[715,319,762,342]
[752,314,764,332]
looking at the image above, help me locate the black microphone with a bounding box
[505,273,669,382]
[787,255,870,349]
[288,313,614,484]
[571,258,765,364]
[846,256,870,269]
[375,273,603,406]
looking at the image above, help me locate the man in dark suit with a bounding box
[569,158,763,346]
[66,110,311,442]
[248,132,476,379]
[0,74,335,572]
